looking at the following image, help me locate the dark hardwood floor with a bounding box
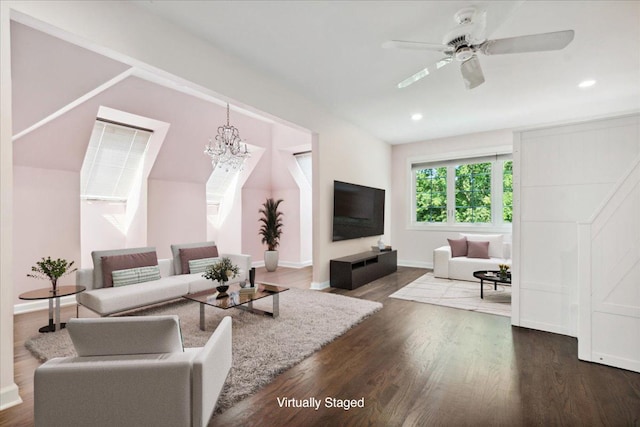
[2,266,639,426]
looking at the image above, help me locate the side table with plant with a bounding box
[27,256,77,293]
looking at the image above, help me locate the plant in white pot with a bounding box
[259,198,283,272]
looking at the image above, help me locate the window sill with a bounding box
[407,223,513,234]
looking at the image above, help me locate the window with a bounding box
[294,151,312,186]
[412,154,512,227]
[206,163,240,206]
[80,120,153,201]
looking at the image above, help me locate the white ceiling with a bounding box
[132,0,640,144]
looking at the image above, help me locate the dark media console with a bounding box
[330,250,397,290]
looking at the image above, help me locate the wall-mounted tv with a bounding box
[332,180,385,242]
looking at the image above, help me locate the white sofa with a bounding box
[76,243,251,316]
[34,315,232,427]
[433,234,511,282]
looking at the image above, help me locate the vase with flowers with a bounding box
[498,263,511,280]
[27,256,77,293]
[202,257,239,297]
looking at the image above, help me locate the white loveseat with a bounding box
[76,242,251,316]
[34,315,232,427]
[433,233,511,282]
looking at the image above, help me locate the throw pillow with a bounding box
[179,246,219,274]
[101,251,158,288]
[447,237,468,257]
[460,233,504,258]
[467,240,490,259]
[112,265,161,287]
[188,257,220,274]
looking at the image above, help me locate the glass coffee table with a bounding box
[473,270,512,299]
[183,282,289,330]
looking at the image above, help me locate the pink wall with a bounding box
[13,166,80,304]
[80,201,127,267]
[147,179,207,260]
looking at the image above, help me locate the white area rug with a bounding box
[25,288,382,414]
[390,272,511,317]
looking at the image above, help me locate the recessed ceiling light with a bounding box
[578,79,596,88]
[411,113,423,121]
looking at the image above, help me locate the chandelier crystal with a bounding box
[204,103,250,171]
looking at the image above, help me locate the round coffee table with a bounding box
[19,285,86,333]
[473,270,511,299]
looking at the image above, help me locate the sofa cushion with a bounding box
[112,265,161,287]
[188,257,220,274]
[91,247,157,289]
[467,240,490,259]
[461,233,504,258]
[448,237,468,257]
[101,251,158,288]
[77,276,190,316]
[67,315,183,356]
[179,247,219,274]
[171,242,218,275]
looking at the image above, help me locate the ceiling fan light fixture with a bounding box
[411,113,423,121]
[578,79,596,88]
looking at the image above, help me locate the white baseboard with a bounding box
[310,281,330,290]
[14,295,78,315]
[519,319,574,337]
[398,259,432,269]
[0,383,23,411]
[251,260,312,269]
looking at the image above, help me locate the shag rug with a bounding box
[390,272,511,317]
[25,288,382,414]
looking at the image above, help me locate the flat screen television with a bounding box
[332,180,385,242]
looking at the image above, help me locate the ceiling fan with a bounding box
[383,7,574,90]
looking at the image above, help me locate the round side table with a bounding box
[19,285,86,333]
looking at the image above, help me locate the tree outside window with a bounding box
[413,156,512,226]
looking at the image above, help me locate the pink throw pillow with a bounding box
[447,237,468,258]
[179,246,219,274]
[467,240,490,259]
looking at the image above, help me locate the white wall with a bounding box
[391,129,514,268]
[515,114,640,336]
[0,1,19,407]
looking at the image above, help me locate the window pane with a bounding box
[455,162,491,223]
[415,167,447,222]
[81,121,152,201]
[503,160,513,223]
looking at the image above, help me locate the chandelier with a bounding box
[204,103,250,171]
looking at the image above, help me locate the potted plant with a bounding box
[27,256,77,293]
[258,198,283,272]
[202,257,239,297]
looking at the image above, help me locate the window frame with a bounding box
[409,150,513,233]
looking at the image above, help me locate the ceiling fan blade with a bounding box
[397,57,453,89]
[480,30,574,55]
[382,40,449,52]
[460,56,485,90]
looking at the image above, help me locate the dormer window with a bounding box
[80,119,153,201]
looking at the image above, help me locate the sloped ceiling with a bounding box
[11,22,277,183]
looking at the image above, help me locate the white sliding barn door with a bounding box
[578,155,640,373]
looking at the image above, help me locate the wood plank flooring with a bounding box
[2,266,639,426]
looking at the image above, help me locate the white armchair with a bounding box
[34,315,232,427]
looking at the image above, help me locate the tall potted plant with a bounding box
[259,198,283,272]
